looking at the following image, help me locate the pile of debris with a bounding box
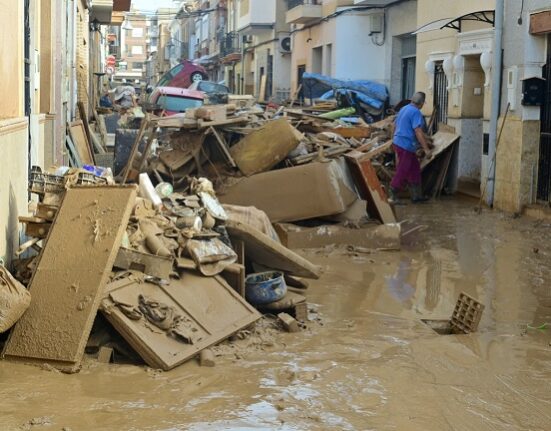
[0,166,320,372]
[0,90,461,373]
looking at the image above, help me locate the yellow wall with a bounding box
[494,117,540,213]
[290,19,337,92]
[460,55,485,118]
[77,0,90,115]
[40,0,55,114]
[0,120,30,263]
[416,0,495,116]
[0,1,23,119]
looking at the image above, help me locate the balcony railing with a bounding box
[220,33,241,57]
[287,0,320,9]
[286,0,322,24]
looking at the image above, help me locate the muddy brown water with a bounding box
[2,199,551,430]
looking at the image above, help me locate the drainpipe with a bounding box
[486,0,504,207]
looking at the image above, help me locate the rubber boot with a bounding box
[388,187,405,205]
[410,184,429,203]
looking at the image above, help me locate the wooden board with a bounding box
[225,219,321,279]
[345,152,397,224]
[77,101,92,147]
[114,247,173,279]
[209,126,237,168]
[65,135,82,167]
[259,74,267,102]
[100,271,261,371]
[421,131,460,170]
[68,120,94,165]
[329,126,371,139]
[2,186,137,372]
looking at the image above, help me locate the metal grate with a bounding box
[450,292,485,334]
[537,34,551,202]
[432,62,449,133]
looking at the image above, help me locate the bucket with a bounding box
[245,271,287,305]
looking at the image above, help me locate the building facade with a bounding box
[0,0,132,264]
[289,0,418,106]
[414,0,496,197]
[495,1,551,212]
[117,9,148,84]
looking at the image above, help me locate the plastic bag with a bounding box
[0,265,31,333]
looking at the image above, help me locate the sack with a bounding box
[0,265,31,333]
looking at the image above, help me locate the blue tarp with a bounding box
[301,73,388,111]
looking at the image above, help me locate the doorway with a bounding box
[297,64,306,104]
[432,62,448,133]
[537,34,551,202]
[457,54,486,197]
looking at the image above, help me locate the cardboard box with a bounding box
[219,159,359,223]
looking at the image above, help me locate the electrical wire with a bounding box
[517,0,525,25]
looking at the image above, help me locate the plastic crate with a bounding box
[29,166,65,195]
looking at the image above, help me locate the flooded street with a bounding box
[2,198,551,430]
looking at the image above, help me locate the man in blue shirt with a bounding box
[389,92,432,203]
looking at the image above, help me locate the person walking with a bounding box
[388,92,432,204]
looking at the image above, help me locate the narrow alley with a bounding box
[1,1,551,430]
[1,199,550,430]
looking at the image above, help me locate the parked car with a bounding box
[156,60,208,90]
[188,81,230,105]
[148,86,205,116]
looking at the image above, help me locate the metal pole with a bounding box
[486,0,504,206]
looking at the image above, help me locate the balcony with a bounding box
[220,33,242,63]
[237,0,276,35]
[286,0,322,25]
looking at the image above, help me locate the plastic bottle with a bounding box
[138,173,162,208]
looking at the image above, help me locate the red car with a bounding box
[156,60,208,89]
[149,86,204,116]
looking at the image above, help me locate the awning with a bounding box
[413,10,495,34]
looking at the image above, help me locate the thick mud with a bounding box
[1,198,551,430]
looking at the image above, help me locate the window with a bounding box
[131,45,143,55]
[401,57,416,99]
[156,95,203,113]
[400,35,416,100]
[132,27,143,37]
[132,62,144,71]
[312,46,322,74]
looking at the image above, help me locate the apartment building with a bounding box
[0,0,132,264]
[288,0,417,106]
[118,9,148,83]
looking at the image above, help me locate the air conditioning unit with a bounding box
[279,36,292,54]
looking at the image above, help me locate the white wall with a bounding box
[334,11,387,81]
[238,0,276,30]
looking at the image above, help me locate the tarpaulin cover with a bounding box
[302,73,388,110]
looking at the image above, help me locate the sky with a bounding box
[131,0,180,12]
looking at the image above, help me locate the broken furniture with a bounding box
[100,271,261,371]
[3,186,137,372]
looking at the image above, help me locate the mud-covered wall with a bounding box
[494,117,540,213]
